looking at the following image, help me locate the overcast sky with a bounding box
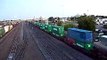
[0,0,107,20]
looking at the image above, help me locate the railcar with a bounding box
[0,27,5,37]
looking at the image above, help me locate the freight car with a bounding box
[51,25,64,37]
[44,24,52,32]
[40,23,45,30]
[0,27,5,37]
[34,22,64,37]
[4,25,13,33]
[34,22,40,28]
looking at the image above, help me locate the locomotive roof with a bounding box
[68,28,92,33]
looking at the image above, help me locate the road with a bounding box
[96,24,107,32]
[0,22,93,60]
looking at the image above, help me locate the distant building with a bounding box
[96,17,107,25]
[60,17,67,22]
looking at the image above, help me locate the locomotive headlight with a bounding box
[87,44,91,47]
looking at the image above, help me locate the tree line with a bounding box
[48,14,96,31]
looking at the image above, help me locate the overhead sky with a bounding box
[0,0,107,20]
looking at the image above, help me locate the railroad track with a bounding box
[28,22,92,60]
[0,22,93,60]
[0,23,22,60]
[21,22,45,60]
[0,23,19,45]
[40,31,90,60]
[7,22,27,60]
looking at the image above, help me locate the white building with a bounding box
[60,17,67,22]
[96,18,107,25]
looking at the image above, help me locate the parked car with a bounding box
[94,35,107,56]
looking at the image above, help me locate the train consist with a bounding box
[33,21,107,59]
[34,22,93,50]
